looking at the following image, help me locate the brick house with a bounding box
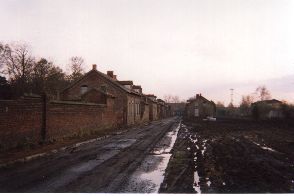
[251,99,284,119]
[61,64,147,126]
[186,94,216,119]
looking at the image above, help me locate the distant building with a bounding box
[185,94,216,119]
[251,99,284,119]
[146,94,158,121]
[168,103,186,116]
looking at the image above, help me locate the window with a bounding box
[80,85,88,94]
[101,85,107,92]
[194,109,199,117]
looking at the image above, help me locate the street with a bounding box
[0,117,181,193]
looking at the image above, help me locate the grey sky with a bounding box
[1,0,294,104]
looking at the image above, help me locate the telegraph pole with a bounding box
[230,88,234,106]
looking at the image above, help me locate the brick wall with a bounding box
[0,97,117,151]
[46,100,116,140]
[0,98,42,150]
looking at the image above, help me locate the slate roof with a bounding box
[62,68,142,96]
[252,99,282,105]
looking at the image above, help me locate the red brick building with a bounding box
[61,64,148,126]
[186,94,216,119]
[0,64,172,151]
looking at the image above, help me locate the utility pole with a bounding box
[230,88,234,106]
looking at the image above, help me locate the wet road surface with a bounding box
[0,117,181,193]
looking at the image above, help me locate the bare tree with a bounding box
[67,56,85,82]
[0,43,7,70]
[1,43,34,80]
[0,43,35,96]
[216,101,225,108]
[163,94,173,103]
[239,95,255,116]
[164,94,181,103]
[171,95,180,103]
[255,85,271,101]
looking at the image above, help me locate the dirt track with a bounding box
[160,119,294,193]
[0,117,180,193]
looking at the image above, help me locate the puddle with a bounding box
[103,139,137,149]
[193,171,201,193]
[205,178,211,187]
[201,139,208,156]
[189,135,198,144]
[251,141,277,152]
[187,132,203,193]
[120,122,181,193]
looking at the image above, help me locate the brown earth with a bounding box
[160,119,294,193]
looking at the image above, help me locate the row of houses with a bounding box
[0,64,173,150]
[185,93,292,120]
[60,64,171,127]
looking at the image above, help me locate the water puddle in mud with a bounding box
[188,131,205,193]
[251,141,277,152]
[120,122,181,193]
[193,171,201,193]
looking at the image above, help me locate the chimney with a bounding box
[92,64,97,70]
[107,71,114,78]
[113,75,117,80]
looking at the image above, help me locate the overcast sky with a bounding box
[1,0,294,105]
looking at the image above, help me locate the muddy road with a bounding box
[161,119,294,193]
[0,117,181,193]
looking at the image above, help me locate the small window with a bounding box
[101,85,107,92]
[80,85,88,94]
